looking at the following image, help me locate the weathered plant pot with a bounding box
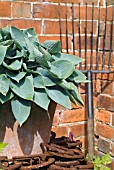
[0,101,56,158]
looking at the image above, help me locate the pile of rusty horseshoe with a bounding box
[0,132,94,169]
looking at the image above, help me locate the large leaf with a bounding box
[6,50,23,59]
[41,40,61,54]
[0,40,14,47]
[54,53,84,65]
[23,28,38,43]
[11,97,31,126]
[3,60,22,71]
[38,46,54,62]
[68,69,87,82]
[10,26,26,48]
[38,68,61,86]
[51,60,74,79]
[0,45,7,65]
[46,86,71,109]
[25,38,49,67]
[0,91,14,104]
[70,89,84,106]
[58,80,76,90]
[6,70,26,82]
[0,142,7,153]
[0,74,10,96]
[10,75,34,100]
[33,88,50,110]
[33,74,45,88]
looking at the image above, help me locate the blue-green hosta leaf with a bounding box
[65,90,77,105]
[10,26,26,48]
[3,60,23,71]
[2,26,10,36]
[33,74,45,88]
[38,68,61,86]
[51,60,74,79]
[41,40,61,54]
[23,28,38,43]
[0,32,3,42]
[68,69,87,81]
[46,86,71,109]
[48,64,61,78]
[25,38,49,67]
[74,79,90,83]
[0,142,7,153]
[33,88,50,110]
[38,46,54,62]
[10,75,34,100]
[11,97,31,126]
[0,74,10,96]
[70,89,84,106]
[0,45,7,65]
[6,50,23,60]
[0,91,14,104]
[55,53,84,65]
[6,70,26,82]
[0,40,14,47]
[59,80,76,90]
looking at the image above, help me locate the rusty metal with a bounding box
[0,134,93,169]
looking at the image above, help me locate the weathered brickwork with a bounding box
[0,0,114,167]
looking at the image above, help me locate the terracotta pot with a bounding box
[0,101,56,158]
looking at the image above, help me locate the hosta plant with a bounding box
[0,26,88,126]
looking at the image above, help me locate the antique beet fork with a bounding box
[58,2,114,156]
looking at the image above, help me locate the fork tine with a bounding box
[78,2,82,70]
[96,2,101,70]
[71,2,75,55]
[108,4,114,70]
[58,3,62,51]
[102,2,108,70]
[65,3,69,53]
[90,2,94,70]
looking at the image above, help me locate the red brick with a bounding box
[33,4,70,19]
[101,80,113,95]
[70,123,87,137]
[52,126,68,138]
[100,6,113,21]
[95,109,111,124]
[92,79,101,93]
[12,2,31,18]
[96,122,114,140]
[0,2,11,17]
[98,137,110,153]
[44,0,83,3]
[73,6,99,20]
[112,113,114,126]
[83,0,99,5]
[99,36,114,51]
[60,109,87,123]
[81,21,97,34]
[0,19,42,34]
[74,36,97,50]
[97,94,114,111]
[53,111,60,126]
[98,51,114,67]
[43,20,78,34]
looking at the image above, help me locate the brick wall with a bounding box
[0,0,114,166]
